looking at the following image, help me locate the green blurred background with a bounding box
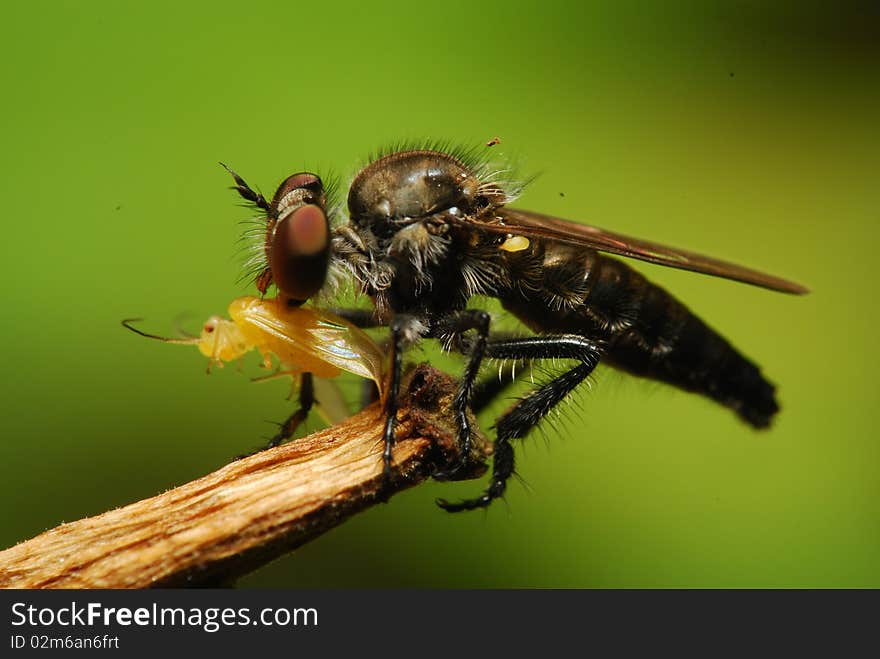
[1,1,877,587]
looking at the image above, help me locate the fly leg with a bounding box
[376,315,417,500]
[453,333,530,413]
[327,307,381,328]
[429,309,491,480]
[470,360,521,414]
[235,372,314,459]
[321,307,406,499]
[437,335,602,512]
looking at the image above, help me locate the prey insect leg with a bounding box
[437,335,602,512]
[235,372,315,460]
[266,372,315,448]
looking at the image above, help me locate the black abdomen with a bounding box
[499,243,779,428]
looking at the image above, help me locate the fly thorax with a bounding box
[343,148,523,315]
[460,230,540,300]
[348,151,482,232]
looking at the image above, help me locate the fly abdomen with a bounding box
[606,271,779,429]
[500,244,779,428]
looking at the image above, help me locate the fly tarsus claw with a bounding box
[432,459,473,482]
[435,494,491,513]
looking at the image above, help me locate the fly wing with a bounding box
[458,208,808,295]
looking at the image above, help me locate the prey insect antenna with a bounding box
[121,319,199,345]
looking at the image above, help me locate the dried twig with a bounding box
[0,366,487,589]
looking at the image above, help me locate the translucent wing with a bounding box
[312,378,355,425]
[457,208,808,295]
[229,297,386,392]
[305,309,387,393]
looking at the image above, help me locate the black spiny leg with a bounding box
[431,310,491,480]
[327,307,381,328]
[235,372,315,460]
[470,353,523,414]
[437,335,603,512]
[378,315,410,501]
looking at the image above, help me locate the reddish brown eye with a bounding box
[261,171,330,303]
[286,204,328,255]
[204,324,214,333]
[269,204,330,304]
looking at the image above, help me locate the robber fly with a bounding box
[226,144,807,512]
[126,171,386,448]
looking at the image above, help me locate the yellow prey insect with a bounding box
[124,295,386,441]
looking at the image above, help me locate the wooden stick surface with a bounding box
[0,366,487,589]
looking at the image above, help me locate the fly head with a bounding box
[224,165,332,305]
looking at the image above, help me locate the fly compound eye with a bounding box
[265,171,329,304]
[269,203,330,304]
[271,172,324,216]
